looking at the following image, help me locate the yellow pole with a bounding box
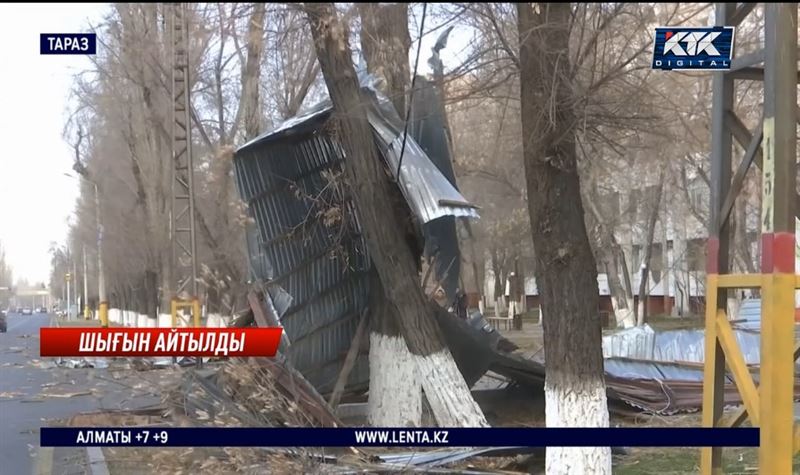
[759,5,797,472]
[192,298,201,327]
[99,301,108,328]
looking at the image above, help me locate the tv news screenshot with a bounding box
[2,3,795,474]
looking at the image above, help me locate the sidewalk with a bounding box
[32,317,111,475]
[52,317,118,328]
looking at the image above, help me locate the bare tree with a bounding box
[356,2,423,427]
[635,166,666,325]
[303,2,488,427]
[517,3,610,473]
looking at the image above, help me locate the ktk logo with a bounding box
[652,26,734,71]
[662,30,721,56]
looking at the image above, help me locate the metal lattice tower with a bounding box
[701,3,798,474]
[169,3,199,309]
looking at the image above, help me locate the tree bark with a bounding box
[636,167,665,326]
[242,3,266,141]
[661,174,671,317]
[367,272,422,427]
[357,3,412,116]
[358,2,423,427]
[517,4,611,474]
[304,2,488,427]
[585,186,635,328]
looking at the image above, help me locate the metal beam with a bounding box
[727,67,800,83]
[758,4,797,473]
[701,4,735,473]
[170,2,199,305]
[715,311,760,426]
[729,3,758,27]
[718,117,762,231]
[729,49,765,72]
[727,110,800,223]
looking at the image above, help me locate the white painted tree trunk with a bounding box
[636,298,646,326]
[416,348,489,427]
[368,332,422,427]
[727,296,740,321]
[611,297,636,328]
[545,374,612,475]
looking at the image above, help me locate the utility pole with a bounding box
[72,257,77,319]
[94,182,107,327]
[83,245,89,320]
[66,272,71,320]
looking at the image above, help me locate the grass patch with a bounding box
[615,448,800,474]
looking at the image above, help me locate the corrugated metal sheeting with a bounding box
[235,129,372,395]
[602,324,763,364]
[233,76,479,396]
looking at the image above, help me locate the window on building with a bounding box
[628,189,641,217]
[687,238,707,271]
[689,181,708,213]
[650,243,663,272]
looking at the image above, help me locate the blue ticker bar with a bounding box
[40,427,759,448]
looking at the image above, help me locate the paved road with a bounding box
[0,313,158,474]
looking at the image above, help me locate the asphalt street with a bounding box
[0,312,158,475]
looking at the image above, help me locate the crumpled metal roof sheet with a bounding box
[234,79,480,396]
[486,349,800,415]
[602,324,656,360]
[235,130,372,395]
[603,325,763,365]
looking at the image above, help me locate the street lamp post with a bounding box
[83,245,89,320]
[64,172,108,327]
[93,181,108,327]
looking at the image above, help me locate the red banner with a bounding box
[40,328,282,357]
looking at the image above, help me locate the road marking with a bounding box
[86,447,110,475]
[33,447,53,475]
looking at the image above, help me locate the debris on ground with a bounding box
[39,390,94,399]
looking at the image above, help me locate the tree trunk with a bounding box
[357,1,423,427]
[636,168,665,326]
[304,3,488,427]
[661,174,671,316]
[490,246,507,315]
[357,3,412,116]
[517,4,611,474]
[367,272,422,427]
[242,3,266,140]
[585,186,634,328]
[672,208,690,317]
[144,269,158,321]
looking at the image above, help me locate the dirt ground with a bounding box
[45,320,793,474]
[495,317,799,475]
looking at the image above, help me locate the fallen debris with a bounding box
[0,391,24,399]
[486,350,800,415]
[39,390,93,399]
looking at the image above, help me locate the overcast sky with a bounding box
[0,3,109,285]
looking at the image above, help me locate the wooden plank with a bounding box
[247,291,271,328]
[328,309,369,409]
[246,290,342,427]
